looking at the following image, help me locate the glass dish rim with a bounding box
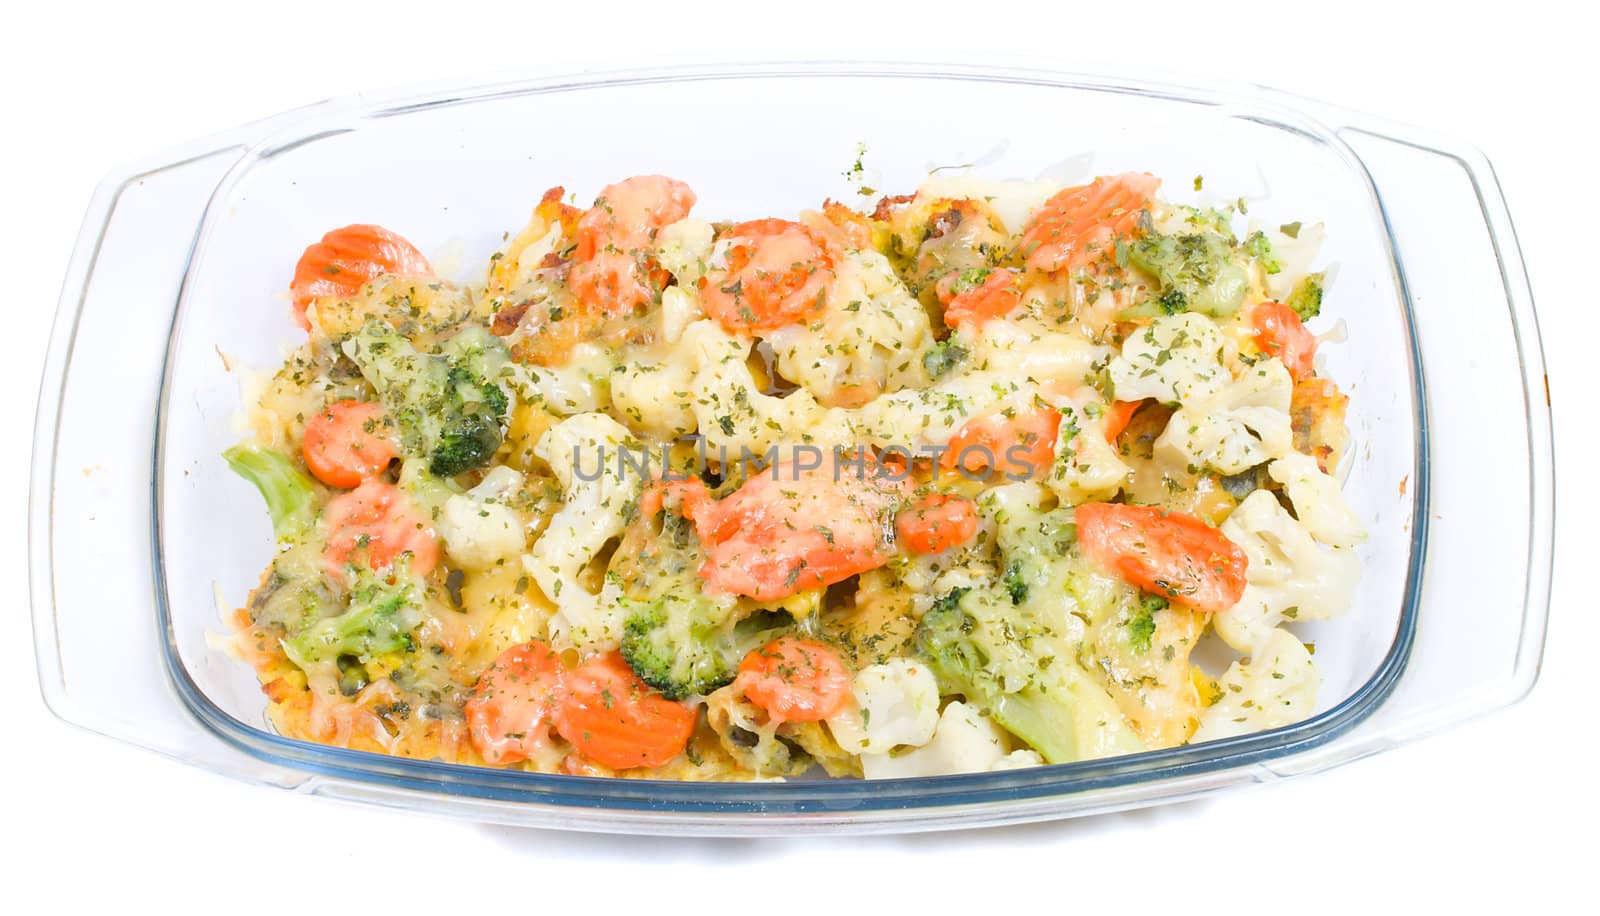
[148,60,1431,814]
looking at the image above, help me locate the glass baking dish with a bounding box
[30,61,1553,835]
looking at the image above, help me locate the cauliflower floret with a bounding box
[1191,628,1319,742]
[1045,392,1131,505]
[524,413,641,651]
[767,249,934,407]
[679,319,846,456]
[1215,490,1360,652]
[679,318,1061,459]
[1268,451,1365,548]
[659,285,703,342]
[436,466,527,569]
[860,701,1020,779]
[966,321,1113,392]
[1108,312,1229,405]
[489,220,565,304]
[503,342,611,416]
[609,352,697,439]
[848,369,1024,452]
[826,658,942,754]
[655,222,715,342]
[655,217,715,288]
[1156,358,1294,475]
[990,749,1046,770]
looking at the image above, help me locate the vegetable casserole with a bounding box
[220,167,1363,780]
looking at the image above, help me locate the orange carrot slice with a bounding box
[937,267,1022,328]
[695,464,907,602]
[291,225,431,330]
[699,219,838,333]
[301,400,397,488]
[736,636,853,723]
[465,640,566,766]
[1101,399,1146,444]
[1020,173,1159,274]
[568,175,696,316]
[1075,502,1247,613]
[942,405,1062,482]
[553,652,697,770]
[322,479,439,577]
[896,493,980,554]
[1251,301,1318,380]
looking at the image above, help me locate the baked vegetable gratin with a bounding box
[221,168,1363,780]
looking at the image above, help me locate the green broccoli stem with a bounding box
[992,691,1078,765]
[397,458,461,516]
[914,587,1084,765]
[224,443,317,542]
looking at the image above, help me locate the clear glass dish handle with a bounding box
[28,139,307,779]
[1265,105,1555,774]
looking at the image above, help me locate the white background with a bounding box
[3,1,1591,910]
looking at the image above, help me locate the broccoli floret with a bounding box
[922,339,969,380]
[1124,231,1248,317]
[342,319,511,478]
[621,593,737,700]
[224,443,317,542]
[912,486,1145,764]
[430,363,509,476]
[613,500,795,699]
[988,487,1078,613]
[914,587,1080,764]
[1286,272,1325,321]
[1114,288,1190,321]
[1127,594,1168,653]
[1002,559,1030,605]
[946,267,992,296]
[283,563,423,667]
[621,597,793,700]
[915,584,1149,764]
[1242,230,1282,275]
[225,444,334,631]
